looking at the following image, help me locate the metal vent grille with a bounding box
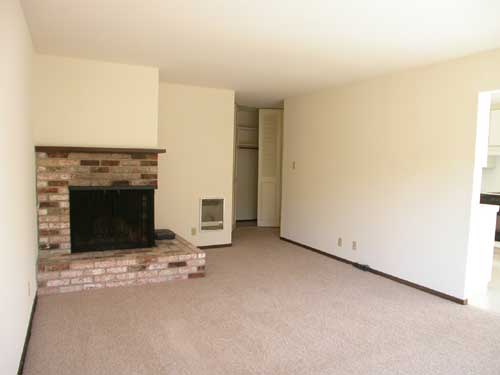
[200,198,224,231]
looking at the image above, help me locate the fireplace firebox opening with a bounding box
[69,186,155,253]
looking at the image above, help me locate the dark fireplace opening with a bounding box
[69,187,155,253]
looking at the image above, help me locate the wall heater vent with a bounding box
[200,198,224,231]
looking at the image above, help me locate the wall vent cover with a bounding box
[200,198,224,231]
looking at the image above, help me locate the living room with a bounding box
[3,1,500,374]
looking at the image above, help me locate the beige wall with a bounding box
[0,0,38,372]
[156,83,235,247]
[282,48,500,300]
[33,54,159,148]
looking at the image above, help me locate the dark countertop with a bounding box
[480,193,500,206]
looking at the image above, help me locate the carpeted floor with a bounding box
[469,251,500,313]
[24,227,500,374]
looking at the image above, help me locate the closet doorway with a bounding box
[234,105,282,228]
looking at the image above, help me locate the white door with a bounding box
[258,109,282,227]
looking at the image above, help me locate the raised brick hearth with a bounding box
[37,236,206,295]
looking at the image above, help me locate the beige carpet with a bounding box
[24,227,500,374]
[469,252,500,313]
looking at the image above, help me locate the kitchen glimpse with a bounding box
[481,102,500,242]
[473,93,500,313]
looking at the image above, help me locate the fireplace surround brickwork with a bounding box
[35,148,160,255]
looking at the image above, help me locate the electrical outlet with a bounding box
[337,237,343,247]
[191,227,197,236]
[292,161,296,170]
[352,241,357,251]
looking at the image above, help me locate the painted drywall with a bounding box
[156,83,235,247]
[282,48,500,300]
[32,54,159,148]
[0,0,38,373]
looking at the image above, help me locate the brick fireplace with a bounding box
[35,146,206,295]
[35,146,161,255]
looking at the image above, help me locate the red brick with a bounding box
[101,160,120,166]
[112,180,130,186]
[188,273,205,279]
[71,277,93,285]
[39,243,60,251]
[141,174,157,179]
[131,153,157,160]
[38,187,59,194]
[94,260,116,268]
[39,229,60,236]
[80,160,99,166]
[39,201,59,208]
[47,152,69,158]
[116,258,137,266]
[83,268,106,276]
[44,262,69,271]
[137,270,158,278]
[137,255,158,264]
[95,274,116,282]
[60,270,83,278]
[37,271,60,281]
[168,261,187,268]
[47,279,70,287]
[107,266,127,274]
[116,273,136,280]
[140,161,157,166]
[70,261,94,270]
[48,181,69,187]
[90,166,109,173]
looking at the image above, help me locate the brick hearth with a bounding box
[37,236,205,295]
[34,146,206,296]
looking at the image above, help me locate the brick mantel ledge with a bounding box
[35,146,166,154]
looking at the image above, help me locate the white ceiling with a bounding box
[21,0,500,108]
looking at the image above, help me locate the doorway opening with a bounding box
[468,90,500,313]
[233,105,283,229]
